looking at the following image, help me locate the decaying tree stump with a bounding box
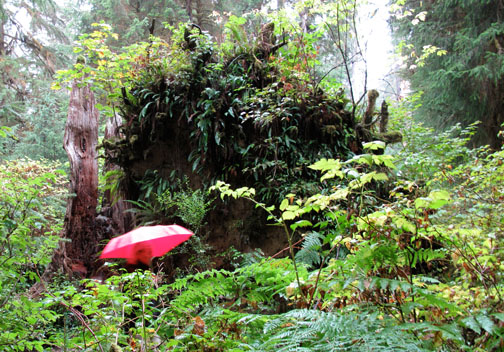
[363,89,379,127]
[29,81,101,293]
[61,81,99,275]
[358,89,402,146]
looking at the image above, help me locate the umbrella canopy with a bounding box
[100,224,194,260]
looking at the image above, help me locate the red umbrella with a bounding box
[100,224,194,262]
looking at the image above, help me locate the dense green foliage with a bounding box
[0,0,73,162]
[0,159,66,350]
[390,0,504,147]
[79,0,188,45]
[79,0,269,44]
[5,119,504,350]
[55,16,359,208]
[2,1,504,351]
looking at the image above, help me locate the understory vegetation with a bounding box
[2,106,504,351]
[1,2,504,352]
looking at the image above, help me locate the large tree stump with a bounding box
[62,81,99,275]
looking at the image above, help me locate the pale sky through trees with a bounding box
[355,0,397,98]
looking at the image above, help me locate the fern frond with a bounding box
[254,309,427,351]
[168,269,234,312]
[295,231,323,267]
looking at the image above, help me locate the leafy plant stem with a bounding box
[308,237,343,308]
[410,213,419,323]
[280,220,307,302]
[68,299,103,350]
[241,188,308,302]
[136,271,148,351]
[394,291,406,323]
[63,313,68,352]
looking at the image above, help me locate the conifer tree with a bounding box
[0,0,72,160]
[391,0,504,148]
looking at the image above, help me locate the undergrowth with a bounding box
[3,8,504,352]
[28,119,503,351]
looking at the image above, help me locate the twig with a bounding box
[271,238,304,258]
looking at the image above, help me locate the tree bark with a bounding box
[186,0,192,21]
[379,100,389,133]
[62,81,99,274]
[364,89,379,127]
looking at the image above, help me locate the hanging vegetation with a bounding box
[94,21,361,205]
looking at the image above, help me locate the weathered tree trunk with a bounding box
[186,0,192,21]
[364,89,379,127]
[379,100,389,133]
[29,81,101,292]
[62,81,99,275]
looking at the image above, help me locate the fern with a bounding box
[168,258,302,314]
[295,231,323,267]
[246,309,427,351]
[403,321,465,346]
[461,310,497,335]
[168,269,234,312]
[237,258,306,299]
[407,247,447,268]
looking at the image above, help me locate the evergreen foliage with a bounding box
[390,0,504,147]
[78,0,189,45]
[0,0,73,161]
[4,79,504,351]
[254,309,426,351]
[56,18,359,206]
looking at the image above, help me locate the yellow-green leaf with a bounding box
[282,211,296,220]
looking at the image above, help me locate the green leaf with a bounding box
[139,101,154,119]
[280,198,289,211]
[309,158,341,172]
[350,154,373,166]
[290,220,313,231]
[414,197,429,209]
[415,190,451,210]
[428,192,450,209]
[320,169,344,181]
[393,216,416,233]
[372,172,389,181]
[475,313,496,334]
[402,301,422,316]
[493,313,504,322]
[363,140,386,151]
[282,211,296,220]
[436,323,464,343]
[360,171,375,185]
[461,316,481,334]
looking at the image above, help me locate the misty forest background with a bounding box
[1,0,504,351]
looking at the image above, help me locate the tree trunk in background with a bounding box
[186,0,192,21]
[0,17,5,55]
[62,81,99,275]
[103,114,132,235]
